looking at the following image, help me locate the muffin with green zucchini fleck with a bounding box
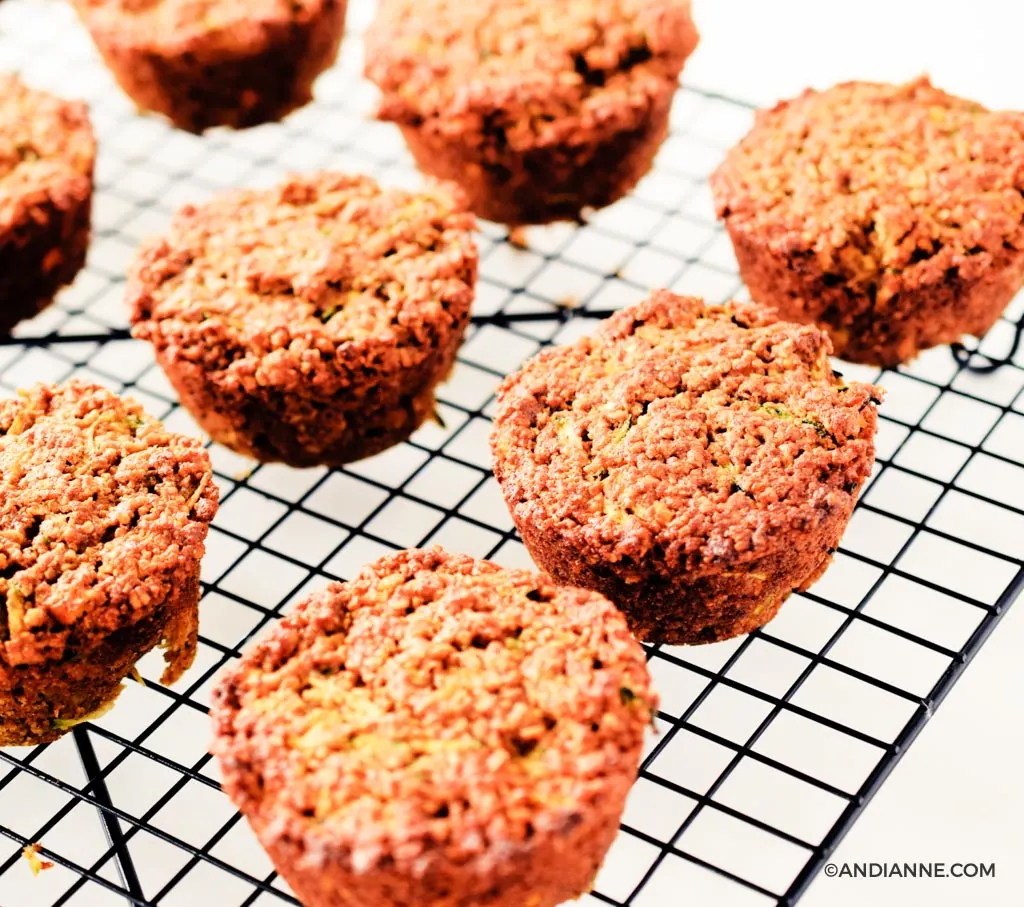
[365,0,699,225]
[127,172,477,467]
[0,382,218,746]
[711,78,1024,365]
[491,290,882,645]
[211,546,655,907]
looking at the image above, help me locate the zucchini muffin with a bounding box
[365,0,699,225]
[70,0,348,132]
[0,73,95,333]
[211,547,655,907]
[127,172,477,467]
[711,78,1024,365]
[0,382,218,746]
[491,291,882,645]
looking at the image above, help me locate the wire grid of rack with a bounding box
[1,0,1023,905]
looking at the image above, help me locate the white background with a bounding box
[685,2,1024,905]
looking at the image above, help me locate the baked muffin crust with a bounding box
[712,78,1024,364]
[71,0,348,131]
[212,547,655,907]
[128,173,477,466]
[0,73,95,332]
[0,382,218,745]
[365,0,698,224]
[492,291,882,643]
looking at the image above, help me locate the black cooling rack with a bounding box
[1,1,1023,905]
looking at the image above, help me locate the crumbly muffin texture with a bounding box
[73,0,329,33]
[712,78,1024,363]
[0,73,94,191]
[71,0,347,132]
[212,548,654,907]
[0,382,217,745]
[0,73,95,331]
[128,172,477,465]
[492,291,881,642]
[365,0,697,224]
[0,382,216,675]
[131,175,473,342]
[367,0,697,146]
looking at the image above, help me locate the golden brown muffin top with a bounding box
[711,78,1024,286]
[211,547,655,873]
[0,382,217,674]
[70,0,334,46]
[0,74,94,226]
[492,292,881,577]
[128,172,476,377]
[365,0,698,147]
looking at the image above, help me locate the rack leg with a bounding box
[73,727,145,905]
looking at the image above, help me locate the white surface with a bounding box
[686,0,1024,111]
[689,3,1024,906]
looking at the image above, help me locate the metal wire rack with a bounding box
[1,1,1023,905]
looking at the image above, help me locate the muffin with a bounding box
[70,0,348,132]
[0,382,218,746]
[711,78,1024,366]
[365,0,699,225]
[127,172,477,467]
[0,73,95,333]
[491,291,882,645]
[211,547,655,907]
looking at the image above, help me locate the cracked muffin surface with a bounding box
[365,0,698,224]
[212,547,654,907]
[0,381,218,745]
[712,78,1024,364]
[492,291,882,644]
[0,73,95,332]
[367,0,696,145]
[128,172,477,466]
